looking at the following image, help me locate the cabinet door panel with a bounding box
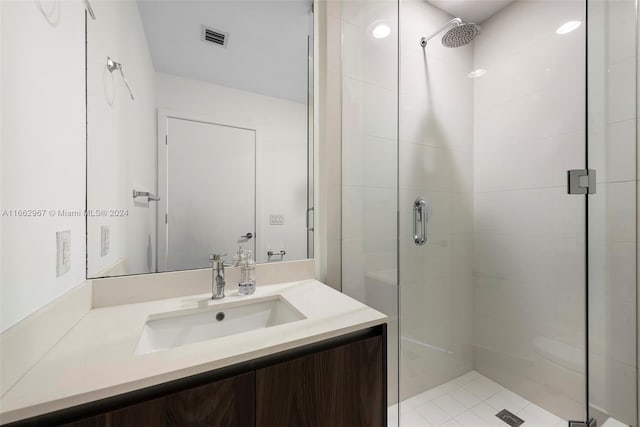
[64,372,255,427]
[255,335,383,427]
[61,417,107,427]
[163,373,254,427]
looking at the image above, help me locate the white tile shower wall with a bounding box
[1,0,86,331]
[86,0,157,278]
[472,0,587,421]
[588,0,638,424]
[398,0,474,401]
[340,0,399,403]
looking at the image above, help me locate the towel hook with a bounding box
[84,0,95,19]
[106,57,134,100]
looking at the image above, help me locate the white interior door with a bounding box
[159,116,256,271]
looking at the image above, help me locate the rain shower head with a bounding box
[441,22,480,47]
[420,18,480,48]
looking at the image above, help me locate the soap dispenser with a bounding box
[238,250,256,295]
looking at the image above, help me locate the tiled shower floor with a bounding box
[389,371,568,427]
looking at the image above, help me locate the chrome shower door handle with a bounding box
[413,198,427,246]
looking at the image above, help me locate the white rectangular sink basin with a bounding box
[135,296,305,354]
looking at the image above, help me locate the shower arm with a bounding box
[420,18,462,47]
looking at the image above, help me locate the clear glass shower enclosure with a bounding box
[333,0,638,425]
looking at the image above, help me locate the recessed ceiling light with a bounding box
[556,21,582,34]
[468,69,487,78]
[371,23,391,39]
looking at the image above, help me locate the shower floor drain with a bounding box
[496,409,525,427]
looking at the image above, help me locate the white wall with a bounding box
[156,73,308,264]
[472,1,587,420]
[1,1,86,331]
[398,0,475,401]
[86,0,157,278]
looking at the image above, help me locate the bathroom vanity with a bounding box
[59,327,384,427]
[0,280,387,427]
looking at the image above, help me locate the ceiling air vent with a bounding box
[201,25,228,48]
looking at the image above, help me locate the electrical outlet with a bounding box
[101,225,110,257]
[270,214,285,225]
[56,230,71,277]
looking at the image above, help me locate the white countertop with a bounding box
[0,280,386,424]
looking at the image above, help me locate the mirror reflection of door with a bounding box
[158,116,256,271]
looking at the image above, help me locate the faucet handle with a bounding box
[209,253,228,264]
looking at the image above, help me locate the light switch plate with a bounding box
[100,225,110,257]
[56,230,71,277]
[270,214,284,225]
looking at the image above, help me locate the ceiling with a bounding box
[427,0,516,23]
[137,1,312,104]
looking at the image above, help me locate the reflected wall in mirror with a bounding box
[87,0,314,278]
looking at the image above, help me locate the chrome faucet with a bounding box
[209,253,227,300]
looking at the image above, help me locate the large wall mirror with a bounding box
[87,0,314,278]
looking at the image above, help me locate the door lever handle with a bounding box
[240,233,253,240]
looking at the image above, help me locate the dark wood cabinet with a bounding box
[62,373,255,427]
[255,335,384,427]
[8,325,385,427]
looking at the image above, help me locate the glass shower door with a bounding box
[334,0,638,424]
[587,0,638,425]
[399,0,590,424]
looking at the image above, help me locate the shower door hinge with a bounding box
[568,418,596,427]
[567,169,596,195]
